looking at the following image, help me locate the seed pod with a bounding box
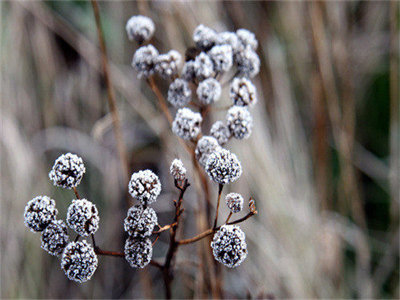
[67,199,99,237]
[41,219,69,256]
[124,237,153,268]
[128,170,161,205]
[124,205,158,238]
[49,153,85,189]
[24,196,58,232]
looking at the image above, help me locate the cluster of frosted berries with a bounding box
[24,153,100,282]
[49,153,85,189]
[172,108,202,141]
[226,106,253,140]
[170,159,187,182]
[125,169,161,268]
[205,148,242,185]
[195,136,221,168]
[211,225,247,268]
[125,237,153,268]
[24,196,58,232]
[126,15,155,44]
[61,240,98,283]
[124,205,157,237]
[41,220,69,256]
[225,193,244,213]
[128,170,161,205]
[67,199,99,237]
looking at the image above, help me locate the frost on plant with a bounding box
[67,199,99,237]
[225,193,244,213]
[226,105,253,140]
[128,169,162,205]
[172,108,202,140]
[124,237,153,268]
[205,148,242,185]
[61,240,98,283]
[132,44,159,78]
[49,153,85,189]
[195,136,221,168]
[170,159,186,181]
[126,15,155,44]
[208,44,233,73]
[230,77,257,107]
[168,78,191,107]
[24,196,58,232]
[41,219,69,256]
[155,50,182,79]
[197,78,221,105]
[194,52,214,81]
[210,121,231,146]
[211,225,248,268]
[193,24,217,50]
[124,205,158,237]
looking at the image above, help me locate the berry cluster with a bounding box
[129,18,259,268]
[24,153,99,283]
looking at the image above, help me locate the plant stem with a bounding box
[147,76,173,125]
[213,184,224,229]
[73,187,80,199]
[225,212,233,224]
[90,0,130,189]
[153,222,177,234]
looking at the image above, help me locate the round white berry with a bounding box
[41,219,69,256]
[49,153,85,189]
[235,46,260,78]
[155,50,182,78]
[236,28,258,51]
[226,106,253,139]
[193,24,217,50]
[195,136,221,168]
[126,15,155,43]
[167,78,191,107]
[194,52,214,81]
[24,196,58,232]
[196,78,221,105]
[172,108,202,141]
[225,193,244,213]
[210,121,231,146]
[124,237,153,268]
[124,205,158,237]
[230,77,257,107]
[66,199,99,237]
[205,148,242,185]
[132,44,159,78]
[170,159,186,181]
[208,44,233,73]
[216,31,241,54]
[128,170,161,205]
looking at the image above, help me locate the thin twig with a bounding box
[213,184,224,229]
[90,0,130,188]
[225,212,233,224]
[147,76,173,125]
[153,222,178,234]
[73,187,81,199]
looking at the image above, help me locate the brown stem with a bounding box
[162,179,190,299]
[153,222,178,234]
[73,187,81,199]
[225,212,233,224]
[90,0,130,189]
[147,76,173,125]
[213,184,224,229]
[94,247,124,257]
[178,210,257,245]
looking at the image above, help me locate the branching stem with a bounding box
[213,184,224,229]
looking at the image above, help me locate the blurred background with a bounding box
[1,1,399,298]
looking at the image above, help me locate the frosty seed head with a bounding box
[170,159,187,181]
[211,224,247,268]
[126,15,155,44]
[172,108,203,141]
[225,193,244,213]
[208,44,233,73]
[24,196,58,232]
[196,78,221,105]
[132,44,159,78]
[230,77,257,107]
[181,60,196,82]
[193,24,217,50]
[195,136,221,168]
[155,50,182,78]
[167,78,191,107]
[67,199,99,237]
[124,237,153,268]
[217,31,241,54]
[205,148,242,185]
[61,240,98,283]
[235,46,260,78]
[124,205,157,237]
[49,153,85,189]
[226,106,253,140]
[236,28,258,51]
[41,219,69,256]
[210,121,231,146]
[128,170,161,205]
[194,52,214,81]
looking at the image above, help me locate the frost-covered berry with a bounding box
[167,78,191,107]
[132,44,159,78]
[49,153,85,189]
[41,219,69,256]
[236,46,260,78]
[226,106,253,140]
[67,199,99,237]
[128,170,161,205]
[193,24,217,50]
[24,196,58,232]
[195,136,221,168]
[124,205,157,237]
[236,28,258,50]
[196,78,221,105]
[211,224,247,268]
[172,108,202,140]
[217,31,241,53]
[194,52,214,81]
[170,159,186,181]
[181,60,196,82]
[126,15,155,44]
[125,237,153,268]
[61,240,98,283]
[225,193,244,213]
[155,50,182,78]
[230,77,257,107]
[205,148,242,185]
[210,121,231,146]
[208,45,233,73]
